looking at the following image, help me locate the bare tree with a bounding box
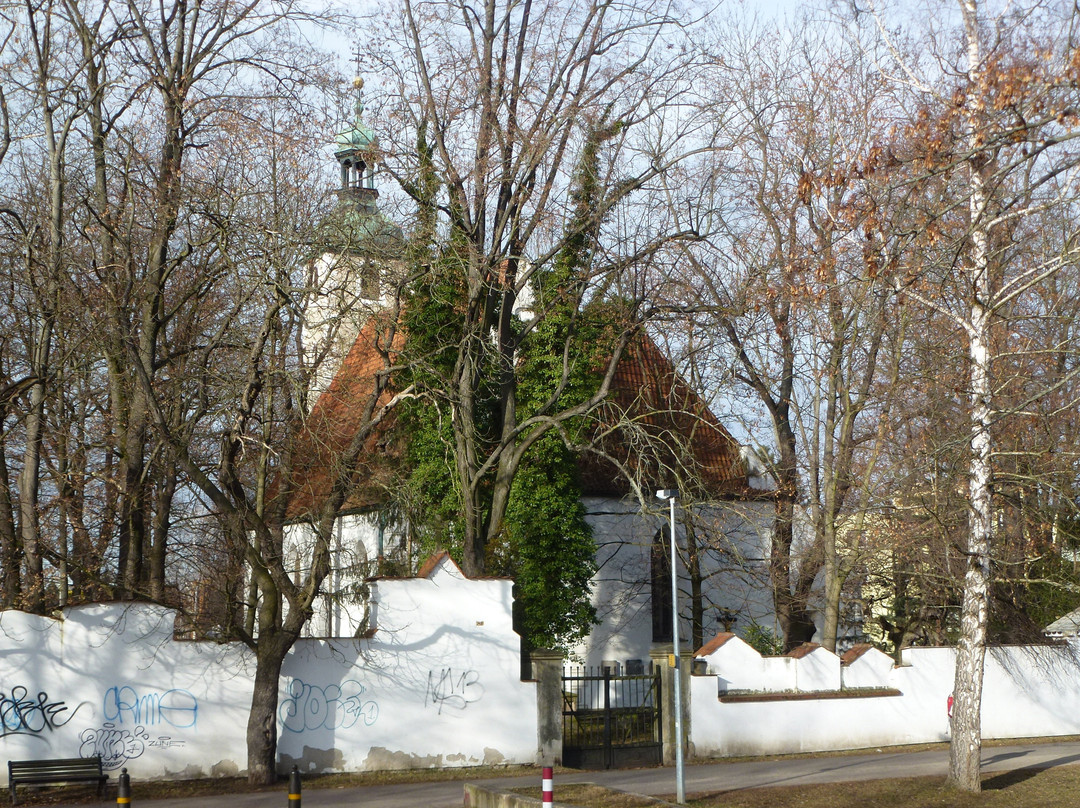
[0,0,370,781]
[670,14,908,650]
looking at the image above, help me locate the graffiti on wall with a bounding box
[78,723,190,771]
[0,685,85,739]
[279,678,378,733]
[79,724,147,770]
[425,669,483,714]
[103,686,198,729]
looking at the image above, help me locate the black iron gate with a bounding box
[561,663,662,769]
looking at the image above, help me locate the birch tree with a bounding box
[855,0,1080,789]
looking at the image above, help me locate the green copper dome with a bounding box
[319,76,403,258]
[335,77,378,157]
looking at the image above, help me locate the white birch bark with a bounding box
[948,0,993,790]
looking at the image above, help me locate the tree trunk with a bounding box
[770,488,817,649]
[19,337,50,615]
[948,0,993,790]
[0,436,20,608]
[149,463,177,601]
[687,518,704,652]
[247,633,290,785]
[948,222,993,792]
[949,324,992,791]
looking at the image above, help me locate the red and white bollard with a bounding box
[542,766,553,808]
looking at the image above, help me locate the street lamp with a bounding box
[656,488,685,804]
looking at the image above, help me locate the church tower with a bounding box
[336,77,380,211]
[304,76,404,401]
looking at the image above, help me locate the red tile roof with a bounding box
[786,642,821,659]
[285,324,752,519]
[282,316,403,521]
[841,643,876,666]
[416,550,456,579]
[578,333,750,498]
[695,632,737,657]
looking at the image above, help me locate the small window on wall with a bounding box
[651,526,673,642]
[360,260,379,300]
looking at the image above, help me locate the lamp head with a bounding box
[656,489,679,500]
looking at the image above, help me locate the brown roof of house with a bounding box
[285,324,752,520]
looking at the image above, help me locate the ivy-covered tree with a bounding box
[394,117,630,651]
[368,0,701,589]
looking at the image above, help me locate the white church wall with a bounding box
[0,558,534,780]
[572,497,775,668]
[283,512,412,639]
[302,253,405,402]
[290,494,776,672]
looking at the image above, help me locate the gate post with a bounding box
[650,645,693,766]
[531,649,564,765]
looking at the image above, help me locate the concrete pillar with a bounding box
[531,649,564,766]
[650,644,693,765]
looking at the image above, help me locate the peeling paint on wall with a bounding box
[362,746,444,770]
[279,746,346,773]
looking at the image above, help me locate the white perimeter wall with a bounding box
[692,635,1080,756]
[0,556,535,780]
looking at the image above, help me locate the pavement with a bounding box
[37,740,1080,808]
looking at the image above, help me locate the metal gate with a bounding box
[561,663,662,769]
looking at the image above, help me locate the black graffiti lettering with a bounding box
[79,723,149,770]
[0,686,81,738]
[425,669,483,714]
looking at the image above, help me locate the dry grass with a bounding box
[685,766,1080,808]
[511,767,1080,808]
[515,783,677,807]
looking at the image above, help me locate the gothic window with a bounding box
[651,526,673,642]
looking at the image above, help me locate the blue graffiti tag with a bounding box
[279,678,378,733]
[0,686,84,738]
[103,686,198,729]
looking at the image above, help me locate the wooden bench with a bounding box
[7,757,108,805]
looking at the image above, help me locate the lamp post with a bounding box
[656,488,685,804]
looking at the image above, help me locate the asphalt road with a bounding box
[38,741,1080,808]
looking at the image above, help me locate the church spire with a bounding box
[335,71,379,208]
[319,62,403,260]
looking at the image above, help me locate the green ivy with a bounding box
[392,117,628,652]
[503,435,598,650]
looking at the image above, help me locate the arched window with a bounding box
[651,526,673,642]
